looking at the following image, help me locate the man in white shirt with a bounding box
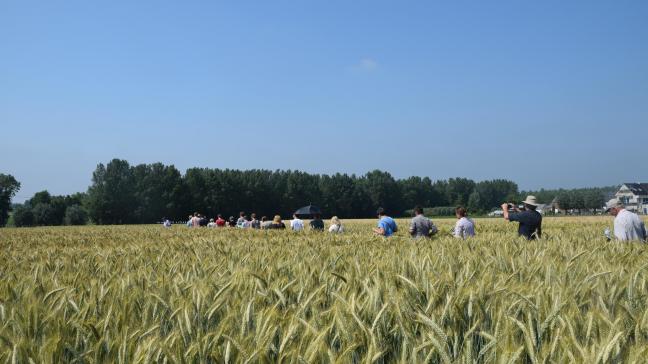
[606,199,647,242]
[290,214,304,231]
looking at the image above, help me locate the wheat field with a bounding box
[1,217,648,363]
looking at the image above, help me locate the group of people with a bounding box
[499,195,646,242]
[171,211,345,233]
[380,194,645,243]
[372,205,475,239]
[289,213,344,233]
[162,194,646,242]
[165,206,479,240]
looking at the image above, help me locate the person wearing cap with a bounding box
[374,207,398,237]
[605,199,646,242]
[501,196,542,240]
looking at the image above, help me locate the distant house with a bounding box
[550,197,561,213]
[614,183,648,214]
[538,197,562,214]
[536,204,552,215]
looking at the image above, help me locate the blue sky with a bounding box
[2,0,647,201]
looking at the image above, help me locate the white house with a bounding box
[615,183,648,214]
[535,204,552,215]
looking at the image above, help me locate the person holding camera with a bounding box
[501,196,542,240]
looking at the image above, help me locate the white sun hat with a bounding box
[522,195,539,206]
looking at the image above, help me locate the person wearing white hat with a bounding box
[605,199,646,242]
[501,195,542,240]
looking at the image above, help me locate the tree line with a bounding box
[82,160,523,224]
[520,187,613,213]
[1,159,615,227]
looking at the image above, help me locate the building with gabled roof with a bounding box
[615,183,648,214]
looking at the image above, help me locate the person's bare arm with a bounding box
[501,203,510,220]
[373,227,385,235]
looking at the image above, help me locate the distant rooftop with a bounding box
[622,183,648,195]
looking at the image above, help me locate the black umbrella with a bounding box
[294,205,322,217]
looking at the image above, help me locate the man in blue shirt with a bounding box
[374,207,398,237]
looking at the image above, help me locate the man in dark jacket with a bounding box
[309,214,324,231]
[502,196,542,240]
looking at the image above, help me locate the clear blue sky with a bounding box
[2,0,647,201]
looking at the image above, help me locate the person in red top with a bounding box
[215,214,226,227]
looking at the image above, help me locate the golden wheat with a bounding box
[1,216,647,363]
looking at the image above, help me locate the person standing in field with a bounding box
[199,214,208,227]
[409,206,437,238]
[236,212,247,228]
[191,213,201,228]
[310,213,325,231]
[186,215,193,228]
[260,216,272,229]
[374,207,398,237]
[290,214,304,231]
[501,196,542,240]
[215,214,226,227]
[329,216,344,233]
[207,218,216,228]
[605,199,647,242]
[270,215,286,229]
[228,216,236,227]
[250,213,260,229]
[453,206,475,239]
[163,218,172,228]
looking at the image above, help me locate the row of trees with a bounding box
[1,159,613,227]
[82,159,523,224]
[0,173,21,227]
[12,191,88,227]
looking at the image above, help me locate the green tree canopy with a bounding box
[0,173,21,227]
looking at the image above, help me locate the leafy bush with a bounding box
[32,202,56,226]
[12,205,34,227]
